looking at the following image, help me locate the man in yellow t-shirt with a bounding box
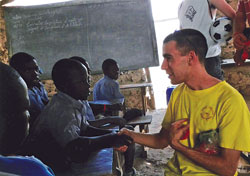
[120,29,250,175]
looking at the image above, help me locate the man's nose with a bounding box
[161,59,168,70]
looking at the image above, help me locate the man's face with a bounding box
[107,63,120,80]
[67,66,90,101]
[20,59,40,88]
[161,41,189,84]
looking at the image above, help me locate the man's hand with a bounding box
[118,128,133,138]
[111,133,133,148]
[168,119,189,149]
[233,33,247,50]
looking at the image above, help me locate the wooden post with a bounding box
[144,67,156,110]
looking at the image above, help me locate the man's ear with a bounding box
[187,51,198,65]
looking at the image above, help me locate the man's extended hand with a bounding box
[118,128,133,138]
[168,119,189,149]
[112,128,134,152]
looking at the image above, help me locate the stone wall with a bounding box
[0,6,8,64]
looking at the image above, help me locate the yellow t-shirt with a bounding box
[162,81,250,176]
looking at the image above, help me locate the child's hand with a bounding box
[114,145,128,152]
[112,134,133,148]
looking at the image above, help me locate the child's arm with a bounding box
[88,117,126,128]
[65,132,132,162]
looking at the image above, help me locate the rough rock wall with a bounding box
[224,65,250,96]
[0,6,8,64]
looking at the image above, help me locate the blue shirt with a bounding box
[93,76,124,104]
[28,83,49,126]
[82,100,95,121]
[0,155,54,176]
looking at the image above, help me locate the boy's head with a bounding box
[52,58,90,100]
[0,62,30,155]
[69,56,91,83]
[69,56,91,74]
[102,58,120,80]
[9,52,41,88]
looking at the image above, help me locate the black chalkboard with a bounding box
[4,0,158,79]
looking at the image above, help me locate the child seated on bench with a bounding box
[93,58,125,116]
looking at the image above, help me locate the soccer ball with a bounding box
[209,17,233,43]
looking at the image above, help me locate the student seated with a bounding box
[24,59,133,173]
[70,56,136,176]
[93,58,125,115]
[9,52,49,127]
[70,56,127,128]
[0,62,54,176]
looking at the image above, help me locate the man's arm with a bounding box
[210,0,236,19]
[174,145,240,176]
[169,120,240,176]
[119,119,188,149]
[65,132,133,162]
[120,126,170,149]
